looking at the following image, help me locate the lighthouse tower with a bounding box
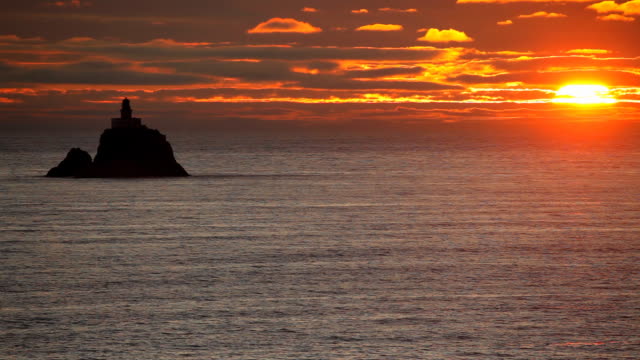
[111,98,142,129]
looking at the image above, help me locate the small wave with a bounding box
[325,335,365,342]
[192,173,321,179]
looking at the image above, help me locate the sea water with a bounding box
[1,127,639,359]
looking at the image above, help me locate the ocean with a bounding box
[1,125,639,359]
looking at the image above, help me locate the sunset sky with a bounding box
[1,0,639,130]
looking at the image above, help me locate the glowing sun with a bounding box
[553,84,617,104]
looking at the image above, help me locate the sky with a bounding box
[1,0,639,130]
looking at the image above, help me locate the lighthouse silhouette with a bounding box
[111,98,142,129]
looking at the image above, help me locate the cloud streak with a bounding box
[458,0,592,3]
[0,61,205,85]
[597,13,635,21]
[356,24,404,31]
[248,18,322,34]
[378,8,418,13]
[517,11,567,18]
[450,70,640,87]
[49,0,91,7]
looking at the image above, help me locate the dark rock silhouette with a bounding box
[82,127,189,177]
[46,99,189,178]
[46,148,92,177]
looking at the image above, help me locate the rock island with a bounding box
[47,98,189,177]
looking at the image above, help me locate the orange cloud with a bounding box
[566,49,611,54]
[0,97,22,103]
[356,24,404,31]
[301,7,318,13]
[351,9,369,14]
[588,1,621,13]
[458,0,592,2]
[2,33,637,127]
[247,18,322,34]
[378,8,418,13]
[497,20,513,25]
[142,38,213,47]
[50,0,90,7]
[518,11,567,18]
[597,13,636,21]
[0,35,44,43]
[418,28,473,43]
[588,0,640,15]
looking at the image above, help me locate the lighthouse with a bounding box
[47,96,189,177]
[111,98,142,129]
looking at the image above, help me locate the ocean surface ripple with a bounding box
[1,130,639,359]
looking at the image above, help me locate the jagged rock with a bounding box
[80,126,189,178]
[46,148,92,177]
[46,98,189,178]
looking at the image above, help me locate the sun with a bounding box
[552,84,617,105]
